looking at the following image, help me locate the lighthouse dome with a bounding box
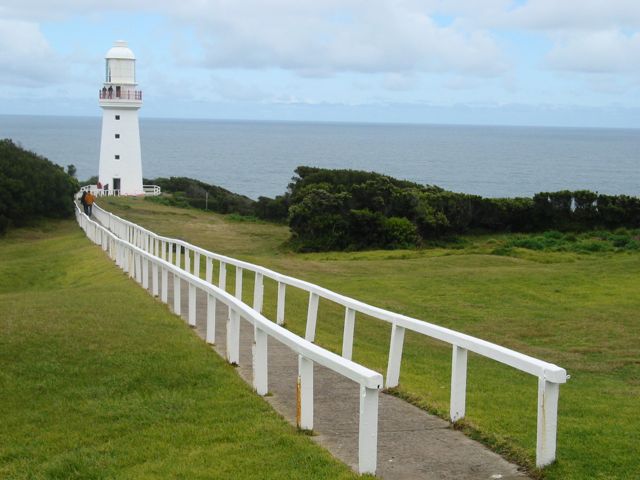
[106,40,135,60]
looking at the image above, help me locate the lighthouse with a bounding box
[98,40,143,195]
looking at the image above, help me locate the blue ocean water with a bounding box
[1,114,638,200]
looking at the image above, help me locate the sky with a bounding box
[0,0,639,127]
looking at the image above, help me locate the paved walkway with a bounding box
[153,271,528,479]
[90,209,528,478]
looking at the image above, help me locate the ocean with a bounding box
[1,114,638,200]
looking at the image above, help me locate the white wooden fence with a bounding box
[78,184,161,197]
[76,203,383,474]
[91,202,569,468]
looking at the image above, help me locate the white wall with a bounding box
[106,58,136,84]
[98,106,143,195]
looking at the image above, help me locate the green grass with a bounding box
[98,196,640,479]
[0,219,360,480]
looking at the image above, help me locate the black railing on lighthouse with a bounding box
[99,90,143,100]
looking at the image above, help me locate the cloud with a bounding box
[1,0,508,77]
[505,0,640,31]
[0,19,59,86]
[382,73,417,91]
[185,1,507,76]
[546,29,640,73]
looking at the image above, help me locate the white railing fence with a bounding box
[78,184,161,197]
[92,202,569,468]
[143,185,161,196]
[75,203,383,474]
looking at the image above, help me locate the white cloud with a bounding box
[0,0,508,77]
[382,73,417,91]
[0,19,59,86]
[546,30,640,73]
[505,0,640,31]
[184,1,507,76]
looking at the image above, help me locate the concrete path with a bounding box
[151,272,529,479]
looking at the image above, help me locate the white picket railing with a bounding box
[76,203,383,474]
[78,184,161,197]
[91,202,569,468]
[143,184,161,196]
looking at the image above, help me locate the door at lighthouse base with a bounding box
[113,178,121,195]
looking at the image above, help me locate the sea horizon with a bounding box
[1,113,639,200]
[3,112,639,132]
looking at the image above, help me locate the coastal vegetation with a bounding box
[0,219,359,479]
[98,196,640,479]
[0,139,78,235]
[145,167,640,252]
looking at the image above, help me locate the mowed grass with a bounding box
[99,196,640,479]
[0,219,360,480]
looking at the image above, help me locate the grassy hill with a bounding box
[0,219,359,479]
[98,196,640,479]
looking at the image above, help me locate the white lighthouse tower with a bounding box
[98,40,143,195]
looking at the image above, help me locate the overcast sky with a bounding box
[1,0,639,127]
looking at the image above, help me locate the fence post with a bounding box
[297,355,313,430]
[342,307,356,360]
[536,378,560,467]
[115,242,121,267]
[128,250,134,278]
[188,283,196,327]
[450,345,468,422]
[175,244,181,269]
[173,273,181,315]
[276,282,286,325]
[142,256,149,289]
[136,254,143,284]
[161,267,168,303]
[152,261,159,297]
[226,309,240,365]
[386,323,405,388]
[168,242,173,264]
[253,272,264,312]
[205,257,213,284]
[194,252,200,278]
[184,248,191,274]
[206,294,216,344]
[219,262,227,290]
[358,385,379,475]
[305,292,319,342]
[235,267,243,300]
[253,326,268,395]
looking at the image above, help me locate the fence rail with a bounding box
[92,202,569,468]
[76,203,383,474]
[79,184,161,197]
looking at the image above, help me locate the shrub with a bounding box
[149,176,255,215]
[284,165,640,251]
[383,217,419,248]
[0,139,78,234]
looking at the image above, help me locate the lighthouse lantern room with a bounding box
[98,40,143,195]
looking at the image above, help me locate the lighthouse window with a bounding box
[115,134,120,139]
[115,115,120,120]
[115,155,120,160]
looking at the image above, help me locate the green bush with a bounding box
[282,166,640,252]
[149,177,255,215]
[0,139,78,234]
[383,217,420,249]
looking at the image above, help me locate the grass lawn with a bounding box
[0,219,360,480]
[98,196,640,479]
